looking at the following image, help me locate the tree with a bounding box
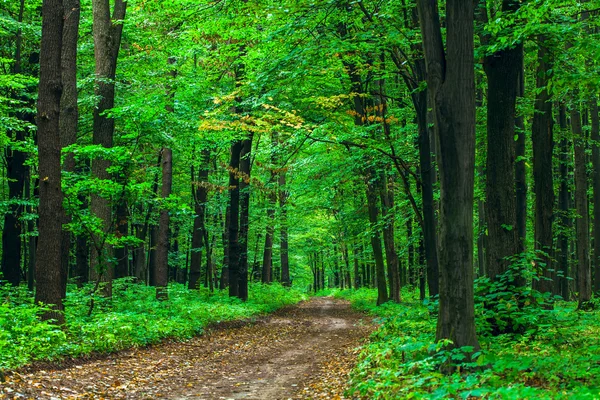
[35,0,65,323]
[417,0,480,350]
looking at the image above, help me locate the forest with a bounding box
[1,0,600,398]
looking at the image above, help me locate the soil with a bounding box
[0,297,374,399]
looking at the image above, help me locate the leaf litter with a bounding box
[0,297,373,399]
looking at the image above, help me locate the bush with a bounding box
[0,280,306,371]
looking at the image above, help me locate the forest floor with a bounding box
[1,297,374,400]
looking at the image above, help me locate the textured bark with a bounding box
[380,177,400,302]
[89,0,126,296]
[483,17,522,284]
[59,0,80,294]
[227,141,242,298]
[189,149,210,289]
[155,148,172,300]
[531,40,554,295]
[571,106,592,307]
[417,0,480,350]
[35,0,65,323]
[557,104,571,299]
[591,100,600,295]
[238,135,253,301]
[366,173,388,306]
[279,170,290,286]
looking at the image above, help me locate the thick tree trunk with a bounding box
[238,135,253,301]
[59,0,80,295]
[531,40,554,295]
[155,148,172,300]
[591,100,600,295]
[417,0,480,350]
[227,141,242,298]
[89,0,126,297]
[366,173,388,305]
[483,30,522,284]
[35,0,64,323]
[557,104,571,299]
[189,149,210,289]
[571,106,592,307]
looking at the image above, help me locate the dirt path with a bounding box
[1,297,374,399]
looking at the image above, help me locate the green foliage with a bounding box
[0,280,306,371]
[337,288,600,399]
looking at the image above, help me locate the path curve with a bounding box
[1,297,373,399]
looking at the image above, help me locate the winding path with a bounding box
[2,297,373,399]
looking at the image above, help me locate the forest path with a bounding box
[4,297,374,399]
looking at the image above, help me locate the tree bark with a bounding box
[189,148,210,289]
[557,104,571,299]
[89,0,127,297]
[531,39,554,295]
[591,99,600,295]
[227,141,242,298]
[571,105,592,307]
[279,169,290,286]
[366,172,388,305]
[35,0,64,323]
[417,0,480,351]
[238,135,253,301]
[380,176,400,302]
[483,6,522,284]
[155,148,172,300]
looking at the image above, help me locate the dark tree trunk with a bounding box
[557,104,571,299]
[279,170,290,286]
[148,223,158,286]
[531,39,554,295]
[227,141,242,298]
[571,106,592,307]
[155,148,172,300]
[366,173,388,305]
[189,149,210,289]
[220,201,230,289]
[591,99,600,295]
[238,135,253,301]
[262,190,276,284]
[417,0,480,350]
[89,0,126,297]
[515,56,527,253]
[483,13,522,284]
[58,0,80,295]
[35,0,64,323]
[380,176,400,302]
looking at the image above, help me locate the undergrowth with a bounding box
[0,280,306,371]
[336,288,600,399]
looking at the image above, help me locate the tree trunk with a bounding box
[262,190,276,284]
[35,0,64,323]
[227,141,242,298]
[189,148,210,289]
[483,17,522,284]
[238,135,253,301]
[531,39,554,295]
[279,170,290,286]
[591,99,600,295]
[380,176,400,302]
[366,173,388,305]
[557,104,571,299]
[417,0,480,351]
[155,148,172,300]
[571,105,592,307]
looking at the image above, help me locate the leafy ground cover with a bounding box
[335,288,600,399]
[0,280,306,372]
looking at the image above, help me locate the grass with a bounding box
[0,279,307,372]
[335,288,600,399]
